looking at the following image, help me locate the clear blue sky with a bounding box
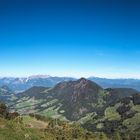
[0,0,140,78]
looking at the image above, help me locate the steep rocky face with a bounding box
[51,78,103,102]
[48,78,104,120]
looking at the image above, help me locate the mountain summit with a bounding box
[52,77,103,100]
[48,78,104,120]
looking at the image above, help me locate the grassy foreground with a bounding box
[0,116,110,140]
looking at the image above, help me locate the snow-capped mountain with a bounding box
[0,75,75,92]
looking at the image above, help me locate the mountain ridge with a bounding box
[1,75,140,92]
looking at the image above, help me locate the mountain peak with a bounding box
[49,78,104,120]
[78,77,88,82]
[28,75,51,79]
[76,78,103,89]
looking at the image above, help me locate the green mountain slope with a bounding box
[0,103,109,140]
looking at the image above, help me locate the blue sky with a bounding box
[0,0,140,78]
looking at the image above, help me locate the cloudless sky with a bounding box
[0,0,140,78]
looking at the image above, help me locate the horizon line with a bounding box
[0,74,140,80]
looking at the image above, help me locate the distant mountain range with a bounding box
[1,75,140,92]
[89,77,140,91]
[0,75,75,92]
